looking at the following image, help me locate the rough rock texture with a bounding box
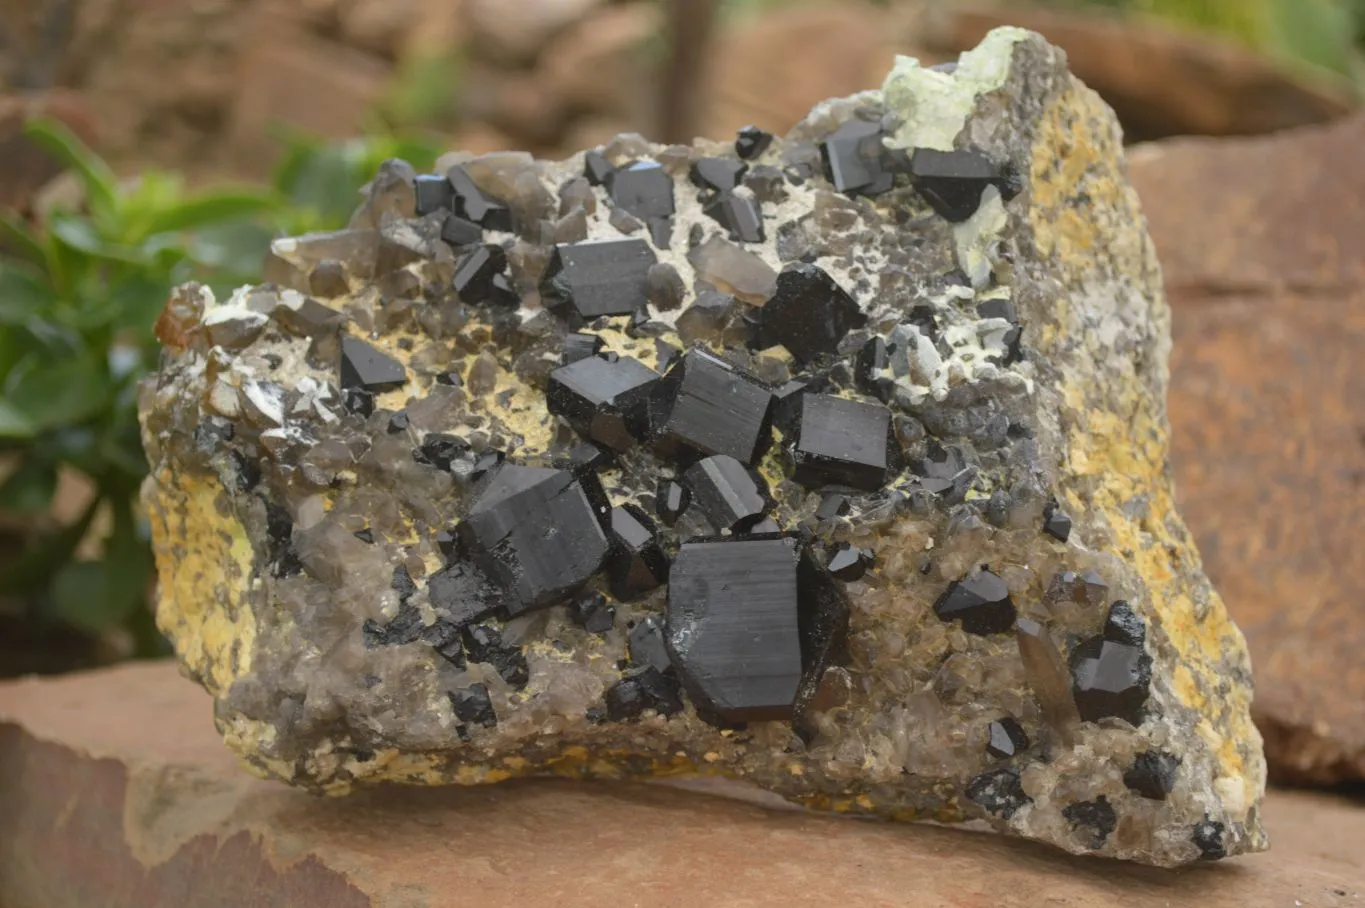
[137,29,1266,866]
[1130,113,1365,784]
[2,663,1361,908]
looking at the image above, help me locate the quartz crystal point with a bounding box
[139,28,1265,867]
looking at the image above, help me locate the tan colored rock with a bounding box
[1,661,1361,908]
[229,4,391,177]
[923,3,1353,142]
[539,3,660,120]
[465,0,604,67]
[1131,113,1365,782]
[701,4,903,138]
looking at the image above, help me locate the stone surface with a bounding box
[1129,112,1365,783]
[136,29,1266,866]
[1,663,1363,908]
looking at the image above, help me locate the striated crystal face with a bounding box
[139,28,1265,868]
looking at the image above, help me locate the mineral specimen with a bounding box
[139,28,1266,867]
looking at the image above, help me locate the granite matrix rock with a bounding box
[139,28,1265,867]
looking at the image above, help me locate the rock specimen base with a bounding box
[139,27,1267,866]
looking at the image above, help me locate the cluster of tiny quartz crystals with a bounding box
[144,79,1221,864]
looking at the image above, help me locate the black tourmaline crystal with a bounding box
[666,536,848,724]
[451,244,509,305]
[426,561,500,627]
[821,119,892,196]
[703,193,765,243]
[605,667,683,720]
[1043,500,1072,542]
[649,347,773,465]
[655,479,690,526]
[608,161,675,221]
[447,165,513,231]
[456,465,611,615]
[462,624,529,688]
[541,238,657,320]
[1192,818,1227,860]
[547,355,658,452]
[690,157,747,194]
[933,569,1016,635]
[1070,600,1153,724]
[339,337,406,392]
[683,454,771,533]
[759,263,866,363]
[966,767,1031,819]
[790,394,895,491]
[561,332,606,364]
[986,717,1030,759]
[449,683,497,727]
[1063,796,1117,849]
[734,125,773,160]
[826,543,872,582]
[414,173,454,216]
[568,590,615,634]
[627,615,671,672]
[440,214,483,248]
[1124,750,1179,800]
[605,504,669,600]
[907,148,1006,223]
[583,150,613,186]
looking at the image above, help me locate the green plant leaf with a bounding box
[0,262,51,324]
[0,213,47,268]
[0,399,36,439]
[24,119,120,227]
[6,351,110,430]
[142,188,280,237]
[0,456,58,513]
[0,491,99,593]
[50,557,146,633]
[49,216,148,266]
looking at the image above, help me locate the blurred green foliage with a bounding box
[0,119,441,656]
[1046,0,1365,86]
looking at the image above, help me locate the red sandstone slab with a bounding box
[0,661,1361,908]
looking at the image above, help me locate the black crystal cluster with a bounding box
[197,112,1168,783]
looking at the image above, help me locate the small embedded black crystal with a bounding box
[1069,631,1152,725]
[821,119,892,196]
[986,717,1030,759]
[683,454,771,533]
[608,160,675,222]
[456,465,611,615]
[541,238,657,321]
[604,667,683,720]
[759,263,866,363]
[415,432,469,471]
[584,150,613,186]
[1043,500,1072,542]
[427,561,500,628]
[449,683,497,728]
[605,504,669,600]
[339,336,406,392]
[770,375,823,435]
[1192,817,1227,860]
[1063,796,1116,849]
[934,569,1016,635]
[855,336,893,401]
[342,387,375,417]
[547,354,658,452]
[908,148,1006,223]
[440,214,483,248]
[826,543,871,582]
[627,615,671,672]
[561,332,606,364]
[966,767,1031,819]
[690,157,747,194]
[568,591,615,634]
[1124,750,1179,800]
[452,244,508,305]
[815,493,851,520]
[734,125,773,160]
[648,347,774,465]
[447,165,513,231]
[790,394,894,491]
[414,174,454,216]
[703,192,764,243]
[462,624,529,689]
[656,479,690,526]
[1103,600,1146,647]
